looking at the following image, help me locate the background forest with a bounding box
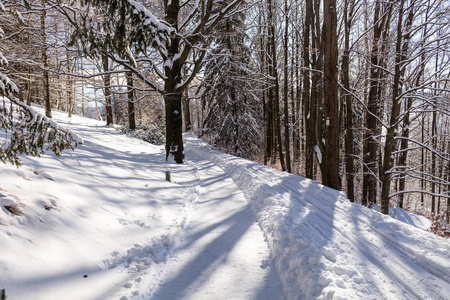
[1,0,449,227]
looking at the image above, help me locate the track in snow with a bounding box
[184,134,450,300]
[133,146,283,299]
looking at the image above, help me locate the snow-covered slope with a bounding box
[1,107,449,300]
[186,135,450,300]
[0,109,197,299]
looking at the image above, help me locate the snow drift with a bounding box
[185,134,450,300]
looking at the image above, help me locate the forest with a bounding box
[1,0,449,225]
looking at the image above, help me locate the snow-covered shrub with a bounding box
[120,118,165,145]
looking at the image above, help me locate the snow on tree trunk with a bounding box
[164,91,184,163]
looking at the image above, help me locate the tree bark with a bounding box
[292,3,301,169]
[447,140,450,223]
[343,0,355,201]
[41,0,51,118]
[66,52,74,118]
[322,0,340,190]
[431,107,437,212]
[283,0,291,173]
[431,41,440,212]
[303,0,314,179]
[127,71,136,130]
[267,0,286,171]
[164,0,184,163]
[102,53,113,125]
[163,91,184,162]
[363,0,390,207]
[182,88,191,132]
[262,17,272,165]
[311,0,322,180]
[397,3,421,210]
[381,0,409,215]
[397,97,412,209]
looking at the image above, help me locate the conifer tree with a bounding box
[199,7,261,158]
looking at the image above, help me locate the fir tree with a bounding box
[199,7,261,158]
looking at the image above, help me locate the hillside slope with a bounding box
[1,107,449,300]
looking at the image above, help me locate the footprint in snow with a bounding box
[123,283,133,288]
[118,218,133,226]
[15,169,31,181]
[33,169,54,181]
[1,191,24,216]
[101,204,127,217]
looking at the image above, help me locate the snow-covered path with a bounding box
[186,135,450,299]
[1,107,450,300]
[137,148,282,299]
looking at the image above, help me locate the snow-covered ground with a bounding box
[1,106,449,300]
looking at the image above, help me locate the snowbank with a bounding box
[185,134,450,300]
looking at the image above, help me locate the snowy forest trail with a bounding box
[1,108,450,300]
[136,146,283,299]
[185,135,450,299]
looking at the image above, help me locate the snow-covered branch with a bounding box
[1,96,83,166]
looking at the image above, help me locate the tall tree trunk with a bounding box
[181,65,191,132]
[303,0,314,179]
[363,0,390,207]
[262,24,272,165]
[361,1,370,205]
[268,0,286,171]
[164,0,184,163]
[343,0,355,201]
[79,58,85,117]
[102,53,113,125]
[291,37,299,167]
[292,3,301,169]
[26,33,32,106]
[431,107,437,212]
[398,3,424,209]
[431,42,439,212]
[381,0,410,215]
[127,71,136,130]
[421,114,426,207]
[267,43,275,164]
[81,77,85,117]
[41,0,51,118]
[66,52,74,118]
[397,97,412,209]
[437,140,446,213]
[163,90,184,162]
[311,0,322,180]
[181,87,191,132]
[447,140,450,223]
[260,7,272,165]
[322,0,340,190]
[283,0,291,173]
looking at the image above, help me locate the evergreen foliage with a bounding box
[200,9,261,158]
[120,117,165,145]
[0,96,83,167]
[0,3,82,167]
[66,0,173,63]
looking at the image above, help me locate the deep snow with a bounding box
[1,106,449,300]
